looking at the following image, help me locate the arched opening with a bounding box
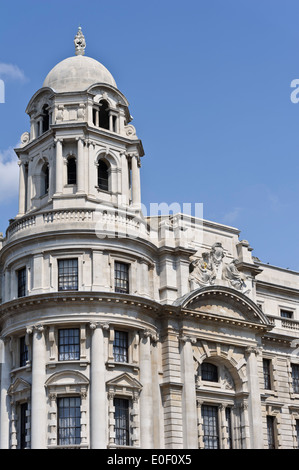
[42,104,50,133]
[99,99,109,130]
[41,162,49,195]
[67,156,77,185]
[201,362,218,382]
[97,159,109,191]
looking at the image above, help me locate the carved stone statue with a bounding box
[74,27,86,56]
[189,251,216,288]
[189,242,250,295]
[223,258,247,291]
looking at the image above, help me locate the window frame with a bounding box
[292,363,299,394]
[113,330,129,363]
[58,258,79,292]
[17,267,27,298]
[114,261,130,294]
[57,396,81,446]
[114,397,130,447]
[58,328,80,361]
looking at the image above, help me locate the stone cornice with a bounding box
[0,291,161,317]
[256,280,299,297]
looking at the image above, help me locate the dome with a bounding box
[43,55,117,92]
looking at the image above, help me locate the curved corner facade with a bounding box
[1,31,299,449]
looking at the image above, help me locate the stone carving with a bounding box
[20,132,30,147]
[74,27,86,56]
[189,242,249,294]
[223,259,247,291]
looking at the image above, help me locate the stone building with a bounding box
[0,28,299,450]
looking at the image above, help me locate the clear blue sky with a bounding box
[1,0,299,270]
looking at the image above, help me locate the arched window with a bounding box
[42,104,50,133]
[201,362,218,382]
[99,99,109,130]
[67,157,77,185]
[41,162,49,195]
[97,159,109,191]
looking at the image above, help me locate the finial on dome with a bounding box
[74,26,86,56]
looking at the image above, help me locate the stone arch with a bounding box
[193,341,248,392]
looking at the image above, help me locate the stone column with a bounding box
[77,137,85,193]
[55,138,63,194]
[121,153,129,206]
[90,323,107,448]
[18,161,26,216]
[31,325,47,449]
[245,346,264,449]
[180,335,198,448]
[131,155,141,209]
[139,330,154,448]
[0,337,12,449]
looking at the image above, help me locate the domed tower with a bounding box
[0,28,159,450]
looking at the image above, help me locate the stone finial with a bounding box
[74,27,86,56]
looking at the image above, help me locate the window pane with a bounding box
[263,359,272,390]
[98,160,109,191]
[20,336,28,367]
[20,403,28,449]
[292,364,299,394]
[226,407,233,449]
[280,309,293,318]
[114,398,130,446]
[58,397,81,446]
[202,405,219,449]
[18,268,26,298]
[267,415,276,449]
[202,362,218,382]
[114,262,129,294]
[67,158,77,185]
[58,259,78,291]
[113,331,128,363]
[58,328,80,361]
[296,420,299,449]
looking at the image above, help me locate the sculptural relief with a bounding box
[189,242,249,294]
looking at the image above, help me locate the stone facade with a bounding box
[0,29,299,449]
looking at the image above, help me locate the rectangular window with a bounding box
[202,405,219,449]
[267,415,276,449]
[57,397,81,446]
[20,403,28,449]
[18,267,26,298]
[296,420,299,449]
[225,407,233,449]
[113,331,128,363]
[114,398,130,446]
[292,364,299,394]
[114,262,129,294]
[58,259,78,291]
[20,336,28,367]
[263,359,272,390]
[58,328,80,361]
[280,309,293,319]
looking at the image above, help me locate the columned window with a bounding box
[67,156,77,185]
[114,398,130,446]
[97,159,109,191]
[202,404,219,449]
[41,162,49,195]
[57,397,81,446]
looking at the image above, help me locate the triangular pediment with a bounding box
[106,373,142,391]
[177,286,272,327]
[8,377,31,396]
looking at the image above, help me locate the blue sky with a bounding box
[0,0,299,270]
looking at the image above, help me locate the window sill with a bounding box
[46,359,89,369]
[106,361,139,373]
